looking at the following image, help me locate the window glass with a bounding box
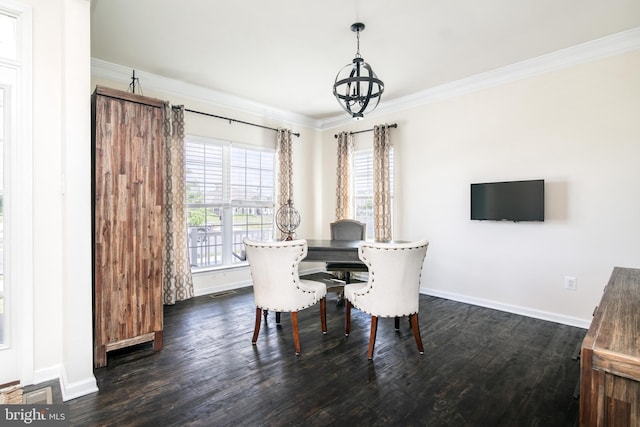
[353,148,394,239]
[0,13,17,61]
[185,137,275,270]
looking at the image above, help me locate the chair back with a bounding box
[330,219,366,241]
[243,238,319,312]
[352,240,429,317]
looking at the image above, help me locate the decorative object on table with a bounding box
[276,199,300,241]
[243,238,327,355]
[344,240,429,360]
[333,22,384,119]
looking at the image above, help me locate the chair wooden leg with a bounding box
[252,307,262,344]
[291,311,301,355]
[345,300,352,336]
[394,316,400,330]
[410,313,424,354]
[275,312,281,324]
[320,297,327,334]
[368,315,378,360]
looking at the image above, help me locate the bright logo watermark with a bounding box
[1,405,69,426]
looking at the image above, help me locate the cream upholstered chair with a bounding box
[344,240,429,360]
[243,238,327,355]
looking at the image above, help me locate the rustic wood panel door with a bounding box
[92,86,165,368]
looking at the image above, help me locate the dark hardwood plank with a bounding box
[27,274,583,426]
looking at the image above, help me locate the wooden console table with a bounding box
[580,266,640,426]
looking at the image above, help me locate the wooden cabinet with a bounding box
[580,267,640,426]
[92,86,165,368]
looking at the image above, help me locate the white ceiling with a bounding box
[90,0,640,122]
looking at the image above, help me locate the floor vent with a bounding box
[22,386,53,404]
[210,290,237,299]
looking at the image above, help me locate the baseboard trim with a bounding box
[189,273,593,329]
[59,365,98,402]
[193,266,326,297]
[421,287,591,329]
[30,364,98,402]
[194,279,252,297]
[32,365,61,385]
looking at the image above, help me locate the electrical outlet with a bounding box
[564,276,577,290]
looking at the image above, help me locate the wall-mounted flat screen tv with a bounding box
[470,179,544,222]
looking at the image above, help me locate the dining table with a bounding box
[303,239,364,263]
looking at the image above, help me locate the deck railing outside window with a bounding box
[188,226,274,269]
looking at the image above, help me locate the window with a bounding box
[185,136,275,270]
[352,148,394,239]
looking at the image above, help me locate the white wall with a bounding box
[14,0,97,399]
[59,0,96,400]
[320,51,640,327]
[27,0,63,382]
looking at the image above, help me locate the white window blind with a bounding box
[353,148,394,239]
[185,136,275,270]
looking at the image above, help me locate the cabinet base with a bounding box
[94,330,163,368]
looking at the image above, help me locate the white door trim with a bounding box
[0,0,34,386]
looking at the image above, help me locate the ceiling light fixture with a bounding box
[333,22,384,120]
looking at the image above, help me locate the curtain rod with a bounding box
[173,106,301,137]
[333,123,398,138]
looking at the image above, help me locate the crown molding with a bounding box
[90,58,322,130]
[319,26,640,130]
[92,26,640,132]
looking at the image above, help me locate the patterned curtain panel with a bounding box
[277,129,293,240]
[373,124,392,241]
[163,104,194,304]
[335,132,353,220]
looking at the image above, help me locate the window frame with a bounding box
[184,135,276,272]
[0,1,33,384]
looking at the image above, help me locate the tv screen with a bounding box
[470,179,544,222]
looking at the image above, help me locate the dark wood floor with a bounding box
[33,274,584,426]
